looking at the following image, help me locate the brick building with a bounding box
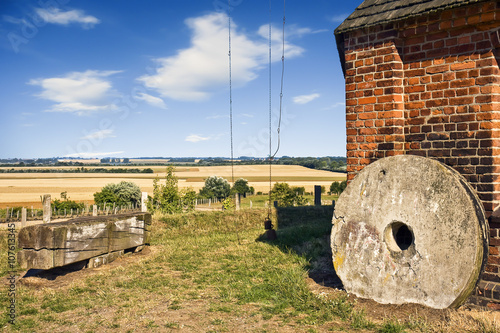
[335,0,500,308]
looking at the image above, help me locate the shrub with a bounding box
[231,178,253,196]
[53,191,84,211]
[330,180,347,196]
[270,182,308,207]
[94,181,142,206]
[147,166,196,214]
[199,176,230,200]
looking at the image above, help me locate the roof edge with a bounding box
[334,0,488,35]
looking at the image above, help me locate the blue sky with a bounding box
[0,0,360,159]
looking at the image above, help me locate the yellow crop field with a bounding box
[0,165,346,208]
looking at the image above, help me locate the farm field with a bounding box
[0,165,346,208]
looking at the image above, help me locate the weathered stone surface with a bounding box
[18,212,151,270]
[331,155,489,309]
[109,218,145,252]
[87,250,124,268]
[141,192,148,212]
[42,194,51,223]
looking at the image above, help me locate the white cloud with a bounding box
[322,102,346,110]
[185,134,210,142]
[65,151,124,158]
[3,15,29,25]
[80,129,116,140]
[29,70,121,116]
[135,92,167,109]
[258,24,327,40]
[35,8,100,28]
[138,12,305,101]
[206,114,229,120]
[293,93,320,104]
[239,113,254,118]
[331,14,350,24]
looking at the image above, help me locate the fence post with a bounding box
[21,207,27,228]
[93,205,97,217]
[314,185,322,206]
[141,192,148,212]
[43,194,51,223]
[235,193,240,211]
[5,207,8,222]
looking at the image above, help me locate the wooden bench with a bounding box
[18,212,151,270]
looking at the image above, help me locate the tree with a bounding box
[94,181,141,206]
[270,182,308,207]
[330,181,340,195]
[339,180,347,193]
[231,178,252,196]
[200,176,230,199]
[147,166,196,214]
[330,180,348,195]
[294,186,305,196]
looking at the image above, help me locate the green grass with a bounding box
[1,207,497,332]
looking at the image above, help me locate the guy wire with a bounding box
[268,0,272,218]
[228,0,234,185]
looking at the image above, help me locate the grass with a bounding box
[0,208,499,332]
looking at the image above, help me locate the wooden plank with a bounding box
[18,212,151,270]
[109,217,145,252]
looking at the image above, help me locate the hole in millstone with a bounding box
[384,221,414,252]
[393,224,413,251]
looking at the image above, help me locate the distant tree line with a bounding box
[276,156,346,172]
[1,156,347,172]
[0,168,154,174]
[197,156,347,172]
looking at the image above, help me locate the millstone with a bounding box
[331,155,489,309]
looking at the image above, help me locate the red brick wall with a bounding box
[342,1,500,308]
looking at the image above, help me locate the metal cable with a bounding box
[271,0,285,159]
[228,0,234,184]
[268,0,272,218]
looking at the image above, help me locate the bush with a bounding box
[330,180,347,195]
[231,178,253,196]
[199,176,230,200]
[94,181,142,206]
[271,182,308,207]
[147,166,196,214]
[53,191,84,211]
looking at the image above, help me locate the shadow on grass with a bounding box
[257,205,343,290]
[22,260,89,280]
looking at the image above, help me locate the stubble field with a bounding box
[0,165,346,208]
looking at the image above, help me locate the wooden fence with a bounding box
[1,203,142,224]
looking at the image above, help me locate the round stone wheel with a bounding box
[331,155,489,309]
